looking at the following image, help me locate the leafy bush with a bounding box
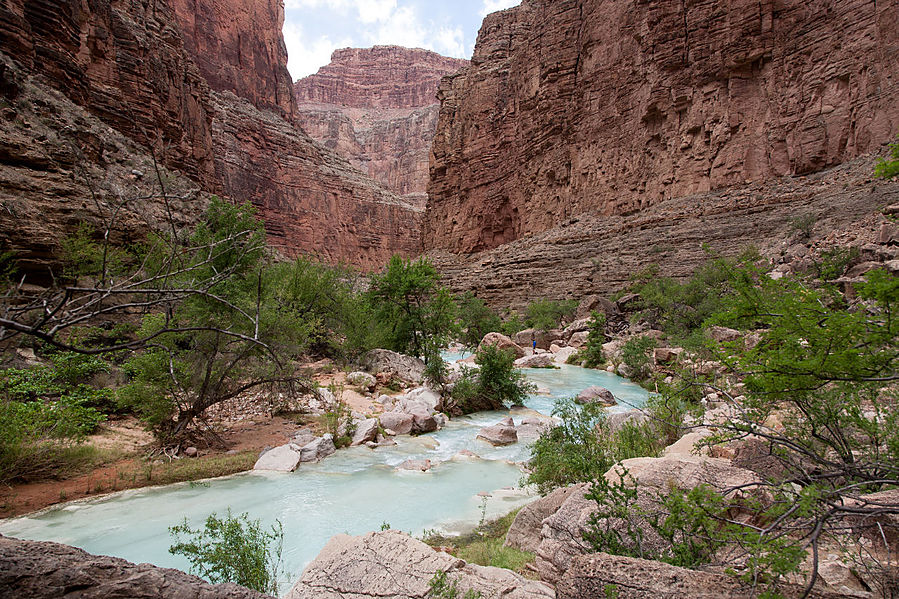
[448,345,534,414]
[456,292,502,350]
[428,570,482,599]
[321,398,355,448]
[169,509,283,595]
[875,134,899,179]
[524,299,577,331]
[526,398,612,494]
[580,311,606,368]
[619,336,657,381]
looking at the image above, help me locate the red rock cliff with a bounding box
[0,0,421,271]
[425,0,899,253]
[171,0,296,120]
[295,46,467,202]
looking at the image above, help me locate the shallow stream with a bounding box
[0,359,649,594]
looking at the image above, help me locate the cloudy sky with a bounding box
[283,0,521,81]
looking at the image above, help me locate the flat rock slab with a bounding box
[286,531,554,599]
[254,444,301,472]
[477,423,518,446]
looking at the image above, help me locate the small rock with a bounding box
[347,371,377,390]
[183,446,198,458]
[397,459,432,472]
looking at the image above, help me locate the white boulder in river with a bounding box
[253,444,301,472]
[286,530,554,599]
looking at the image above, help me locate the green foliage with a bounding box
[60,223,131,280]
[368,255,458,365]
[499,312,526,337]
[456,292,502,350]
[0,250,17,288]
[812,246,858,281]
[448,345,534,413]
[526,398,612,494]
[627,252,757,340]
[428,570,482,599]
[875,134,899,179]
[619,336,657,381]
[524,299,577,331]
[456,537,533,572]
[580,311,606,368]
[169,509,283,595]
[321,398,355,448]
[788,213,816,240]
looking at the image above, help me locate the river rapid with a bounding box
[0,357,650,594]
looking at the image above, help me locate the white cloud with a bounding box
[432,26,466,58]
[480,0,520,17]
[357,0,397,23]
[284,22,354,79]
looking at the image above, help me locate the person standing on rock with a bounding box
[531,331,536,353]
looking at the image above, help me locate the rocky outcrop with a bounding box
[360,349,427,384]
[428,157,899,309]
[295,47,467,203]
[210,91,422,268]
[285,530,554,599]
[171,0,295,120]
[505,485,582,553]
[425,0,899,254]
[0,535,271,598]
[556,552,844,599]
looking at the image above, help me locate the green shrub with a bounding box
[448,345,534,414]
[456,537,533,572]
[524,299,577,331]
[875,134,899,179]
[526,398,612,494]
[457,293,502,350]
[321,398,355,448]
[619,336,657,380]
[169,509,283,595]
[428,570,482,599]
[580,311,606,368]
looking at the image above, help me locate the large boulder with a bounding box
[379,412,414,435]
[0,536,271,599]
[477,332,526,358]
[555,552,846,599]
[403,386,443,413]
[575,386,616,406]
[346,371,377,390]
[286,531,554,599]
[607,410,649,434]
[515,328,563,351]
[350,418,379,446]
[505,485,582,553]
[567,331,589,349]
[561,318,592,342]
[253,444,302,472]
[707,325,742,343]
[300,435,336,462]
[515,353,556,368]
[553,346,578,364]
[536,456,762,583]
[359,349,426,384]
[410,409,439,434]
[576,295,619,320]
[477,418,519,446]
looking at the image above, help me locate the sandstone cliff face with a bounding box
[429,157,899,310]
[212,91,422,269]
[0,0,421,272]
[295,46,467,203]
[0,0,216,187]
[172,0,296,120]
[426,0,899,253]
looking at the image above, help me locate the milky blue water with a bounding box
[0,357,649,594]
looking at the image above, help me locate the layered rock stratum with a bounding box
[425,0,899,254]
[295,46,467,206]
[0,0,420,275]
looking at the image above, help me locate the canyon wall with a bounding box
[295,46,467,204]
[425,0,899,253]
[0,0,421,274]
[172,0,296,120]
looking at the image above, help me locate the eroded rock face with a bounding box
[286,530,554,599]
[172,0,296,120]
[428,156,899,310]
[210,91,422,268]
[0,535,271,599]
[0,0,421,275]
[295,46,467,202]
[425,0,899,254]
